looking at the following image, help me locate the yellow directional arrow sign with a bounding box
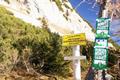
[62,33,86,46]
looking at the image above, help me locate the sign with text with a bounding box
[95,39,108,48]
[62,33,86,46]
[93,48,108,70]
[96,30,109,38]
[96,18,110,30]
[92,18,110,70]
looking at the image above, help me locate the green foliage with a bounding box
[81,41,94,61]
[4,0,10,4]
[109,38,120,49]
[41,17,48,28]
[28,32,72,76]
[0,6,13,15]
[108,48,120,66]
[0,6,72,78]
[54,0,64,12]
[63,3,72,11]
[0,5,119,79]
[108,53,118,66]
[81,41,120,67]
[63,14,68,20]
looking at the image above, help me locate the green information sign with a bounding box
[93,48,108,70]
[96,18,110,38]
[92,18,110,70]
[96,30,109,38]
[95,39,108,48]
[96,18,110,30]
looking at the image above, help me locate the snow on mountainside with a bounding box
[0,0,95,41]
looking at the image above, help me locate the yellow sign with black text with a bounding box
[62,33,86,46]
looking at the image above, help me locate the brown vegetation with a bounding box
[108,2,120,19]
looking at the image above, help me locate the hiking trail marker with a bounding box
[94,0,111,79]
[92,18,110,70]
[62,33,86,80]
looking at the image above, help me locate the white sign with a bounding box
[94,60,106,65]
[95,39,108,48]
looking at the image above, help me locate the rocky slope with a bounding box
[0,0,95,41]
[0,0,115,48]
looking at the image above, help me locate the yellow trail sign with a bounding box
[62,33,86,46]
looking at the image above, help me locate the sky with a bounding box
[69,0,120,45]
[69,0,99,28]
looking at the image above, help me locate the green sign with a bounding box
[96,18,110,30]
[95,39,108,48]
[96,30,109,38]
[93,48,108,70]
[92,18,110,70]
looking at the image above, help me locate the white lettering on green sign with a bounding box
[94,48,107,61]
[97,18,110,30]
[95,53,106,60]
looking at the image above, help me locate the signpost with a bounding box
[96,18,110,39]
[96,18,110,30]
[95,39,108,48]
[62,33,86,80]
[93,48,108,69]
[94,0,111,79]
[62,33,86,46]
[96,30,109,38]
[92,18,110,70]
